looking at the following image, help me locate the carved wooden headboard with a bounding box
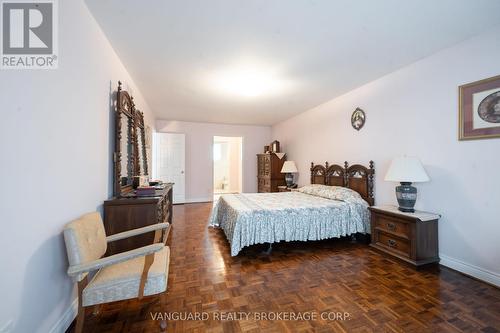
[310,161,375,206]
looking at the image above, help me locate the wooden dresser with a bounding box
[257,153,286,193]
[369,205,440,267]
[103,184,173,255]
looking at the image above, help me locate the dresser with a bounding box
[257,153,286,193]
[369,205,440,267]
[103,183,173,255]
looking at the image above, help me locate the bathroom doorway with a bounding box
[213,136,242,196]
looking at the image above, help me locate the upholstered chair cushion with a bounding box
[82,246,170,306]
[63,212,107,268]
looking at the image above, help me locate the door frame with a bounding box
[211,136,244,196]
[153,132,186,204]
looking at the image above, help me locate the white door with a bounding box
[154,133,185,204]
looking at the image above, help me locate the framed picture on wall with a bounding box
[351,107,366,131]
[459,74,500,140]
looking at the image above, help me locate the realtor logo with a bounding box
[1,0,58,69]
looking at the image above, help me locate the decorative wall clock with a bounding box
[351,107,366,131]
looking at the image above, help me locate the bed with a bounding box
[209,161,375,256]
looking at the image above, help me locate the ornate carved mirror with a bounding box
[135,109,148,176]
[115,82,135,196]
[113,81,149,197]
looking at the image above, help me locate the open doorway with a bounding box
[213,136,242,196]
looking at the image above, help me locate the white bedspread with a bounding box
[208,192,370,256]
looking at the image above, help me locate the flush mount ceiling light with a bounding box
[209,64,289,98]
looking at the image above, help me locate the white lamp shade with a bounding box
[281,161,298,173]
[384,156,430,183]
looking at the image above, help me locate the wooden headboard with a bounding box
[310,161,375,206]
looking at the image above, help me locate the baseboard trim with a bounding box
[440,254,500,287]
[49,298,77,333]
[184,197,213,203]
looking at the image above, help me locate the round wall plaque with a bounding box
[351,107,366,131]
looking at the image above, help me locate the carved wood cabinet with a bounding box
[103,184,173,255]
[369,205,440,267]
[257,153,286,193]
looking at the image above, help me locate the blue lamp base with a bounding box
[395,182,417,213]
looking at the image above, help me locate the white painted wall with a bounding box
[227,137,243,193]
[156,121,271,202]
[272,26,500,286]
[0,1,155,332]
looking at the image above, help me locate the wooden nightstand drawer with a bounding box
[374,214,410,238]
[374,230,410,258]
[369,206,440,267]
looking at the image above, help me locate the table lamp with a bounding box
[384,156,430,212]
[281,161,298,187]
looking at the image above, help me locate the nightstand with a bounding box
[277,186,291,192]
[369,205,440,267]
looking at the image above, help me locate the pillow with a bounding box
[298,184,363,202]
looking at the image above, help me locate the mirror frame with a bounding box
[114,81,149,197]
[134,109,149,177]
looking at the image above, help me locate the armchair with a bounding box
[63,212,170,333]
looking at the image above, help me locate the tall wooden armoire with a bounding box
[257,153,286,192]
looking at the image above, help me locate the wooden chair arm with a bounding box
[67,243,164,277]
[106,223,169,243]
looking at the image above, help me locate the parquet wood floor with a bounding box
[69,203,500,333]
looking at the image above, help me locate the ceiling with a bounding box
[85,0,500,125]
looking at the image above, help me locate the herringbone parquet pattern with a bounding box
[70,203,500,333]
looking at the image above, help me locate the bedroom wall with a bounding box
[228,137,243,193]
[156,120,271,202]
[0,1,155,332]
[272,25,500,286]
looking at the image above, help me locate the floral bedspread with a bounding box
[208,191,370,256]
